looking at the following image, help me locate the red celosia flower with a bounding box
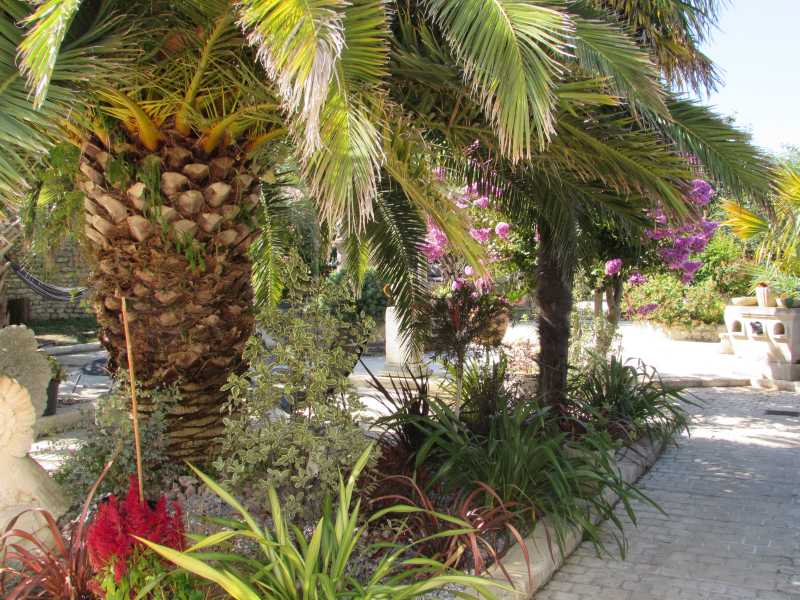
[87,476,185,582]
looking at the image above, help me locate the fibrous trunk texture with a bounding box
[536,217,576,413]
[79,132,258,461]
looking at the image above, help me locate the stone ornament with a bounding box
[0,325,51,416]
[0,377,36,458]
[0,376,67,543]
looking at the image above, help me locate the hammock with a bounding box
[9,260,88,302]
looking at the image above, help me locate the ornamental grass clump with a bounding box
[141,446,505,599]
[569,356,694,444]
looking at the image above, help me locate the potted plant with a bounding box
[44,355,65,417]
[755,282,776,308]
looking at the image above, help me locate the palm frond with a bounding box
[237,0,347,152]
[588,0,725,92]
[367,190,429,352]
[383,122,485,270]
[0,1,131,201]
[721,199,768,240]
[421,0,571,161]
[661,96,773,203]
[570,13,667,116]
[301,0,390,232]
[547,111,689,215]
[250,181,293,309]
[16,0,84,108]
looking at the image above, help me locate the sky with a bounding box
[699,0,800,156]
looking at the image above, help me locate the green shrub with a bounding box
[329,267,388,322]
[625,273,724,326]
[215,254,374,524]
[570,356,692,443]
[695,230,751,297]
[407,399,651,555]
[54,383,181,511]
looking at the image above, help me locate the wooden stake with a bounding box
[120,296,144,503]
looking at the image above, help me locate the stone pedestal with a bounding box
[383,306,427,376]
[724,305,800,383]
[0,377,67,544]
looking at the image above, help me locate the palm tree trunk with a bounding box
[536,217,576,412]
[604,278,623,325]
[79,136,259,462]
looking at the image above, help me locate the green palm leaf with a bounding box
[16,0,83,108]
[571,13,667,116]
[661,96,772,201]
[301,0,390,232]
[421,0,571,161]
[366,191,430,353]
[237,0,347,152]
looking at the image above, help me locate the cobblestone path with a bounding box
[536,387,800,600]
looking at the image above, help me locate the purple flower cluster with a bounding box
[648,217,718,283]
[469,227,492,243]
[688,179,715,206]
[605,258,623,277]
[628,271,646,286]
[421,218,448,262]
[637,303,659,316]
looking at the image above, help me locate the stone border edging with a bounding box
[661,376,749,388]
[475,435,667,599]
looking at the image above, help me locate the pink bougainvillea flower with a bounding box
[495,222,510,239]
[469,227,492,243]
[421,218,448,262]
[637,303,659,316]
[473,195,489,209]
[688,179,715,206]
[604,258,623,277]
[628,272,646,286]
[452,279,464,291]
[464,265,474,276]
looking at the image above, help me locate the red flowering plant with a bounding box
[87,476,198,600]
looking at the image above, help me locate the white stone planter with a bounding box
[724,305,800,382]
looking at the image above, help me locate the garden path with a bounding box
[535,386,800,600]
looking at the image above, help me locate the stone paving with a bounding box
[536,387,800,600]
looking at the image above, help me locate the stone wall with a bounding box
[5,242,92,322]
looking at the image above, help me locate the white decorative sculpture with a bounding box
[0,325,52,416]
[0,377,67,541]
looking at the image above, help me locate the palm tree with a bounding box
[387,1,771,409]
[4,0,592,458]
[724,166,800,275]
